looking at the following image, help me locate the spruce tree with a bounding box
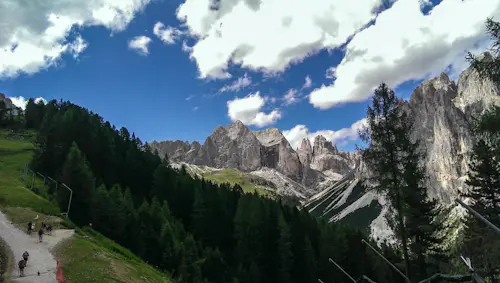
[462,17,500,276]
[60,142,95,226]
[359,83,413,279]
[462,140,500,272]
[401,137,443,279]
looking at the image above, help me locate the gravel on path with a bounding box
[0,210,73,283]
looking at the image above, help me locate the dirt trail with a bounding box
[0,210,73,282]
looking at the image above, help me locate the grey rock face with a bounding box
[198,121,262,171]
[407,72,474,202]
[454,58,500,119]
[310,135,351,174]
[297,138,313,167]
[254,128,303,180]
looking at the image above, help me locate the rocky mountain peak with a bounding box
[454,57,500,118]
[312,135,338,155]
[253,128,284,146]
[299,138,313,152]
[224,120,251,140]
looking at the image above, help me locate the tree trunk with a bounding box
[396,192,412,282]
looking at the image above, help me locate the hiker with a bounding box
[27,221,32,235]
[18,259,26,277]
[38,227,44,242]
[46,224,53,235]
[41,222,46,230]
[22,251,29,266]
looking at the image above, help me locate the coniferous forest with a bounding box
[0,18,499,283]
[14,98,402,283]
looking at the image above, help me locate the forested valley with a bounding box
[0,18,498,283]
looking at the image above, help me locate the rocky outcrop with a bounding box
[310,135,352,174]
[454,53,500,119]
[406,72,474,202]
[254,128,303,180]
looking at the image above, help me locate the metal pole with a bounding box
[23,164,27,182]
[361,239,411,283]
[47,176,58,193]
[455,199,500,234]
[36,172,45,185]
[329,258,356,283]
[30,170,35,190]
[62,183,73,217]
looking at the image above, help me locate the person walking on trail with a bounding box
[22,251,29,265]
[27,221,32,235]
[38,227,44,242]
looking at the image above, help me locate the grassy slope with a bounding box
[0,131,171,282]
[181,164,275,198]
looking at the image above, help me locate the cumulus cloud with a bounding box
[282,88,299,106]
[0,0,151,78]
[283,118,367,150]
[309,0,500,109]
[227,91,282,127]
[176,0,384,79]
[153,22,183,44]
[219,73,252,92]
[9,96,47,110]
[302,75,312,89]
[128,36,152,55]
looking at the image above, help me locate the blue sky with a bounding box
[0,0,497,151]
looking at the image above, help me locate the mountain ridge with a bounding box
[150,59,500,241]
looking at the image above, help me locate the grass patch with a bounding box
[54,233,171,283]
[203,168,274,197]
[0,237,13,283]
[3,207,64,233]
[0,132,59,215]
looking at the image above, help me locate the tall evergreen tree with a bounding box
[401,137,443,279]
[359,83,413,279]
[360,83,443,280]
[60,142,95,226]
[461,17,500,277]
[461,139,500,274]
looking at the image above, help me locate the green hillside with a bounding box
[0,130,171,282]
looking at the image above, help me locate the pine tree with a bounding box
[462,17,500,277]
[359,83,413,279]
[401,129,444,279]
[60,142,95,226]
[462,139,500,272]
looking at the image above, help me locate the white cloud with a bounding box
[186,95,195,101]
[153,22,183,44]
[193,106,199,111]
[227,91,282,127]
[309,0,500,109]
[219,73,252,92]
[302,75,312,89]
[0,0,151,79]
[128,36,152,55]
[176,0,385,79]
[283,118,367,150]
[283,88,299,106]
[325,67,336,79]
[182,41,193,52]
[9,96,47,110]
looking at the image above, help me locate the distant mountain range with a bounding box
[150,55,500,242]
